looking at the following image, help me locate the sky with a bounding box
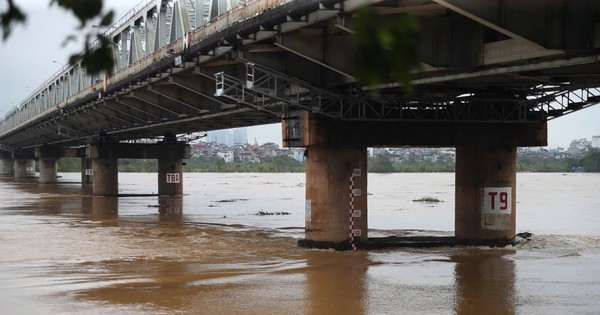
[1,0,599,148]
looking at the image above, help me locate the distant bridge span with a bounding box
[1,0,600,248]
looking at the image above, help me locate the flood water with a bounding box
[1,172,599,314]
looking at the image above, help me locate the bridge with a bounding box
[1,0,600,249]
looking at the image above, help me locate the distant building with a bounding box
[207,129,231,146]
[592,135,600,148]
[216,151,234,163]
[568,138,591,155]
[232,127,248,146]
[207,127,248,147]
[290,149,305,162]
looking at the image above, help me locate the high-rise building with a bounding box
[207,127,248,147]
[233,127,248,146]
[207,129,230,146]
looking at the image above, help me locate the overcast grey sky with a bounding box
[1,0,598,148]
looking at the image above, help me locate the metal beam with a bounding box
[130,90,182,117]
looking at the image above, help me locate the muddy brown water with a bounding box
[1,173,599,314]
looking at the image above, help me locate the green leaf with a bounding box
[51,0,103,27]
[0,0,27,40]
[61,34,77,47]
[99,11,114,27]
[353,7,422,91]
[69,35,114,75]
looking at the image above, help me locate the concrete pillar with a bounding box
[304,145,368,247]
[92,158,118,196]
[26,159,36,177]
[14,159,29,178]
[38,158,58,183]
[81,158,93,184]
[158,159,183,195]
[455,146,516,240]
[0,159,13,176]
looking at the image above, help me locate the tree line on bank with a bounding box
[55,149,600,173]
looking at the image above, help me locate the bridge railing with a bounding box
[0,0,157,135]
[0,0,257,137]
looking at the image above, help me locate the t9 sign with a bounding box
[482,187,512,214]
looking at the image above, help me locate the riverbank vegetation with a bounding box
[56,149,600,173]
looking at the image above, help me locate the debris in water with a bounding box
[214,199,249,203]
[516,232,533,240]
[254,210,291,216]
[412,196,443,203]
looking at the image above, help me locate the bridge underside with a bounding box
[1,0,600,248]
[2,0,599,150]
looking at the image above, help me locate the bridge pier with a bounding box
[92,158,119,196]
[81,158,93,184]
[0,151,12,176]
[88,141,190,196]
[13,158,35,179]
[304,145,368,246]
[0,159,12,176]
[455,146,516,240]
[38,158,58,183]
[287,111,546,249]
[158,159,183,195]
[36,146,75,184]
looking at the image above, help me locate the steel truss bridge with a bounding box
[1,0,600,151]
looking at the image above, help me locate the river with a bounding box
[1,172,599,314]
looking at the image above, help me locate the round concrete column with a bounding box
[14,159,29,178]
[26,159,36,177]
[158,159,183,195]
[0,159,13,176]
[304,145,368,247]
[81,158,93,184]
[38,158,58,183]
[455,146,516,240]
[92,158,118,196]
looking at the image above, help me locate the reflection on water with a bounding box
[0,173,599,314]
[158,195,183,217]
[91,196,119,221]
[305,251,370,315]
[452,251,515,315]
